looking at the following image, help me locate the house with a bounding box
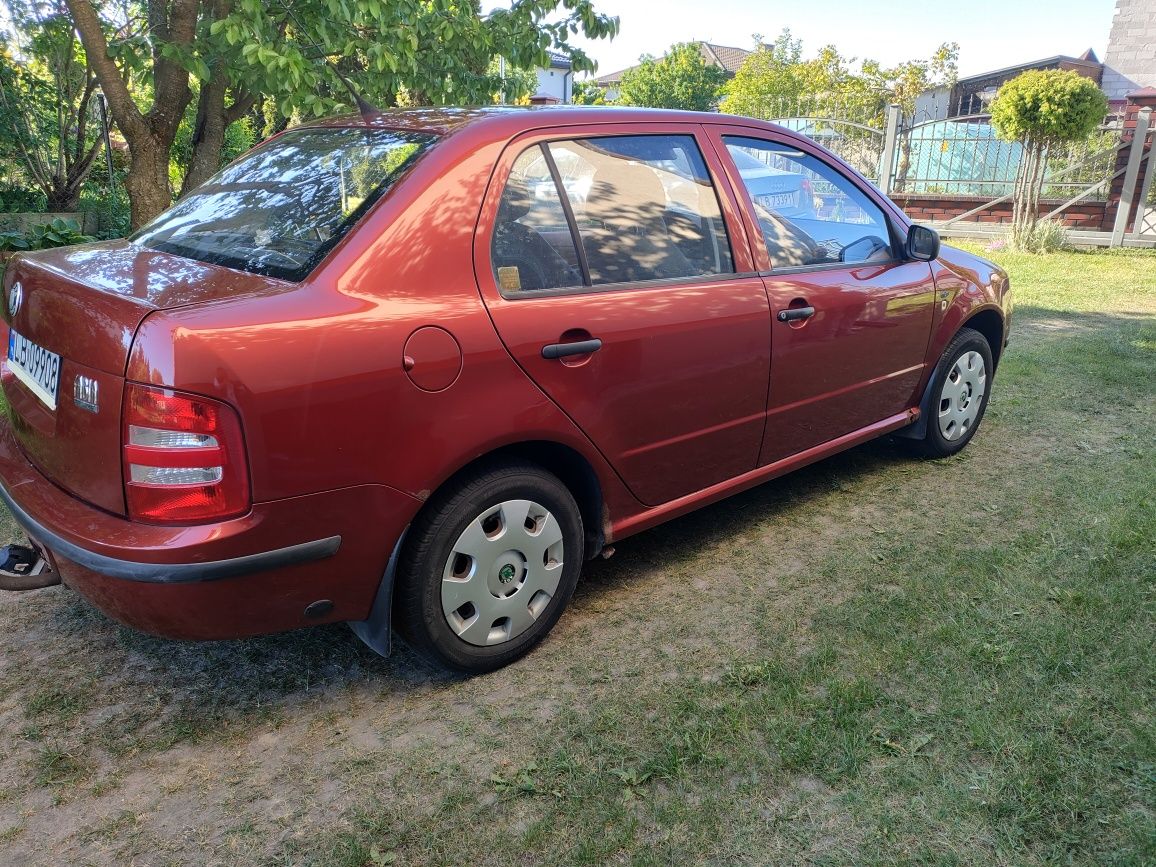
[1102,0,1156,101]
[532,52,574,104]
[948,50,1103,116]
[930,0,1155,118]
[593,41,752,101]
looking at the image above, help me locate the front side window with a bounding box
[491,134,734,293]
[134,128,436,281]
[724,136,894,269]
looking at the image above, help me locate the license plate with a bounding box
[7,330,62,410]
[756,191,798,211]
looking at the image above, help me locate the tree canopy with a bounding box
[719,29,957,124]
[0,1,106,211]
[61,0,619,227]
[990,69,1108,148]
[615,42,728,112]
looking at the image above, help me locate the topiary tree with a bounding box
[989,69,1107,248]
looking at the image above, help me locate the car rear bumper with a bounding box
[0,483,342,583]
[0,420,420,639]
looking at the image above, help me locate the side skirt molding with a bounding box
[610,410,919,542]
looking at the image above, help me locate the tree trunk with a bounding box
[178,0,252,199]
[45,184,82,213]
[66,0,199,229]
[124,137,175,229]
[180,79,229,198]
[179,81,254,199]
[1012,140,1043,249]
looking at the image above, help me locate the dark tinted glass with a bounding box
[549,135,734,285]
[134,128,436,281]
[491,146,584,292]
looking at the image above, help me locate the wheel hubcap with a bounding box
[441,499,564,647]
[938,350,987,442]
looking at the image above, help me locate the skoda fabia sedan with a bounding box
[0,107,1010,673]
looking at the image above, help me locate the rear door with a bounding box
[475,124,770,507]
[706,127,936,465]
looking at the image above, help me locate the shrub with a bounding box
[1013,218,1069,254]
[0,185,47,213]
[80,185,130,240]
[0,218,95,252]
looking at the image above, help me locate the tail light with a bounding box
[122,384,250,524]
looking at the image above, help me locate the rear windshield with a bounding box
[133,127,437,281]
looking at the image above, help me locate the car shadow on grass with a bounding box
[575,436,908,601]
[7,435,913,762]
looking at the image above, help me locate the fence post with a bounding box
[1129,142,1156,239]
[878,104,901,195]
[1112,107,1151,246]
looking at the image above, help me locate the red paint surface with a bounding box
[0,107,1011,640]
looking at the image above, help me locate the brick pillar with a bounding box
[1103,88,1156,232]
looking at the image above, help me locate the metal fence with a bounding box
[748,100,1122,201]
[743,99,1155,246]
[740,97,889,184]
[896,115,1122,198]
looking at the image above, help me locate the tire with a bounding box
[910,327,994,458]
[394,461,584,673]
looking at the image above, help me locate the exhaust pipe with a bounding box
[0,544,60,591]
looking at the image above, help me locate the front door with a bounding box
[476,127,770,507]
[711,129,937,464]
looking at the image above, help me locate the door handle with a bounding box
[777,306,815,322]
[541,338,603,359]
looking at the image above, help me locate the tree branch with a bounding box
[224,88,256,125]
[146,0,200,138]
[72,72,99,168]
[64,0,149,141]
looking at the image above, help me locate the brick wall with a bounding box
[890,193,1109,229]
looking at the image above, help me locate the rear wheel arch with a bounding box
[416,440,606,559]
[353,439,607,661]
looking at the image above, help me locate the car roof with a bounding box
[297,105,788,137]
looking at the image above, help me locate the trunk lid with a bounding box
[2,240,289,515]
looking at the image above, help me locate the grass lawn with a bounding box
[0,243,1153,865]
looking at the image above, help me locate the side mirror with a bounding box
[905,224,940,262]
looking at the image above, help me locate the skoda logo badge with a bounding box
[8,282,22,317]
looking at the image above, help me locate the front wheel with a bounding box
[910,327,994,458]
[394,461,584,673]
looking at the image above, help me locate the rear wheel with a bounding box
[394,462,583,673]
[910,327,993,458]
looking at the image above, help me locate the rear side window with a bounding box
[491,134,733,293]
[134,128,436,281]
[491,148,585,292]
[724,136,894,269]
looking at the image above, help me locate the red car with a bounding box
[0,107,1010,672]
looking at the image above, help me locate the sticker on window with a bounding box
[497,266,522,291]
